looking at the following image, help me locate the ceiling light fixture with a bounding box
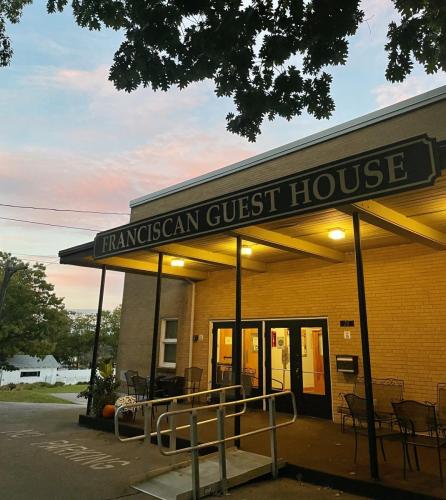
[241,246,253,256]
[171,258,185,267]
[328,228,346,240]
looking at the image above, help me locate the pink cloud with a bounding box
[373,73,446,108]
[47,264,124,310]
[0,126,254,309]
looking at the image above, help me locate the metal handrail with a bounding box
[156,391,297,455]
[114,384,246,443]
[155,391,297,499]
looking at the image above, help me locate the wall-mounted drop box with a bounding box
[336,355,359,374]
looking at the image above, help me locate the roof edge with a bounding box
[130,85,446,209]
[58,241,94,258]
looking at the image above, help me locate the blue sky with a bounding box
[0,0,444,310]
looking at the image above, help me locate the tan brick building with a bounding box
[60,85,446,422]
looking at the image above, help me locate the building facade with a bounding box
[60,86,446,422]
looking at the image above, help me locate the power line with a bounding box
[0,202,129,216]
[7,253,58,259]
[0,216,100,232]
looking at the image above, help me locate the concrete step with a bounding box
[132,448,284,499]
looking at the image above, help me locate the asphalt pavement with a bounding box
[0,402,363,500]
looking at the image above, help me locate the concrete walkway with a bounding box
[51,392,87,405]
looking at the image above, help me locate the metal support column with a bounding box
[149,253,163,401]
[233,236,242,444]
[87,265,106,416]
[352,212,379,480]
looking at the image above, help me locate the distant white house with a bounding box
[0,355,90,386]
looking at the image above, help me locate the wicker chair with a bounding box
[392,400,446,484]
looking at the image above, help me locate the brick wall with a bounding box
[117,241,446,420]
[191,242,446,418]
[116,273,191,382]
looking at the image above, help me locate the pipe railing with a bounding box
[114,384,246,443]
[155,391,297,499]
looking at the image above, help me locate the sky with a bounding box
[0,0,444,311]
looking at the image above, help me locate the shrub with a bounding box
[54,381,65,387]
[0,383,16,391]
[79,361,119,417]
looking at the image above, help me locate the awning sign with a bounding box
[94,136,439,259]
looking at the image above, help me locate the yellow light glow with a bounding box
[328,228,346,240]
[241,246,253,256]
[171,258,185,267]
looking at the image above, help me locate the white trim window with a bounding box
[159,319,178,368]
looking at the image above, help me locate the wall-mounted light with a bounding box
[241,245,253,256]
[171,258,185,267]
[328,228,346,240]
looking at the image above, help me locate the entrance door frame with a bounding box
[265,317,332,419]
[209,316,332,419]
[210,320,264,397]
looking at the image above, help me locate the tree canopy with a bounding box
[0,252,70,368]
[0,253,121,369]
[1,1,445,140]
[55,306,122,368]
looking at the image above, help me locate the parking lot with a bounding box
[0,402,361,499]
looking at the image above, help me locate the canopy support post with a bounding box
[87,265,106,416]
[233,236,242,446]
[149,253,163,401]
[352,212,379,480]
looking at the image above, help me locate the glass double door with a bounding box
[265,319,332,418]
[211,319,331,419]
[211,321,263,398]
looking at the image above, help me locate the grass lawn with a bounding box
[39,384,88,393]
[0,384,88,404]
[0,391,73,404]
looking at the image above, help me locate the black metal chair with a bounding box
[392,400,446,484]
[132,375,170,419]
[185,367,203,406]
[132,375,149,402]
[124,369,138,395]
[339,378,404,432]
[157,375,186,398]
[344,393,399,464]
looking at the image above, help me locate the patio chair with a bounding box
[185,367,203,406]
[344,393,399,464]
[338,377,404,432]
[392,400,446,484]
[132,375,170,419]
[124,369,138,395]
[132,375,149,402]
[241,373,255,397]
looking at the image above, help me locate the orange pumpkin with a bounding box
[102,404,115,418]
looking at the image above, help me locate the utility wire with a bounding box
[0,216,100,232]
[0,202,129,216]
[7,252,58,259]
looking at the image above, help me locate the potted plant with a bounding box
[79,360,120,418]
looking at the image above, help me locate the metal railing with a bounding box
[114,384,246,443]
[155,391,297,499]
